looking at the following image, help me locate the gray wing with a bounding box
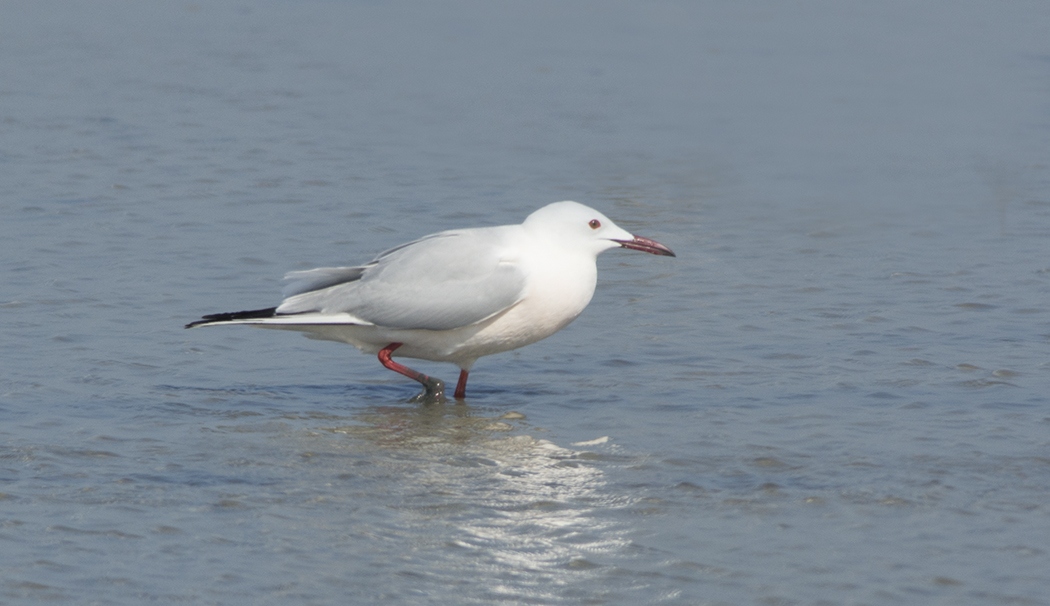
[275,228,527,331]
[280,233,452,298]
[282,266,368,298]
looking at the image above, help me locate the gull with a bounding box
[186,201,675,401]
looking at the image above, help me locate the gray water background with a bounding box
[3,1,1050,604]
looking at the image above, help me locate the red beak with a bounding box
[614,235,676,257]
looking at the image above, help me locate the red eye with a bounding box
[588,219,601,229]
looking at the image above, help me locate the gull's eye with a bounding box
[588,219,601,229]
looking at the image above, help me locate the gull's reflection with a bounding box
[320,401,630,577]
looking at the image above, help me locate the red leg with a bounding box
[377,343,445,401]
[378,343,421,382]
[454,369,469,400]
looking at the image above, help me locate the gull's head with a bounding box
[523,201,676,258]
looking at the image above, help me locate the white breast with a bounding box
[453,248,598,361]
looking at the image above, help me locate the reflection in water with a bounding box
[321,402,631,594]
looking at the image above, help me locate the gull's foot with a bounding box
[408,377,446,404]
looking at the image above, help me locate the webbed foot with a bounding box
[407,377,446,404]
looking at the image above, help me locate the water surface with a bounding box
[2,1,1050,604]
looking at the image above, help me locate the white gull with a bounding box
[186,201,675,401]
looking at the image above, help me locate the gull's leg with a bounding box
[377,343,446,402]
[453,369,469,400]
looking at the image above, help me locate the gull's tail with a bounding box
[185,307,278,329]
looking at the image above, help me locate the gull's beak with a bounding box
[613,235,676,257]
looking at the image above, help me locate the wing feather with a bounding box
[275,227,526,331]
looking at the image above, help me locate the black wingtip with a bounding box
[185,307,278,329]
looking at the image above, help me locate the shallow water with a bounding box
[3,1,1050,604]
